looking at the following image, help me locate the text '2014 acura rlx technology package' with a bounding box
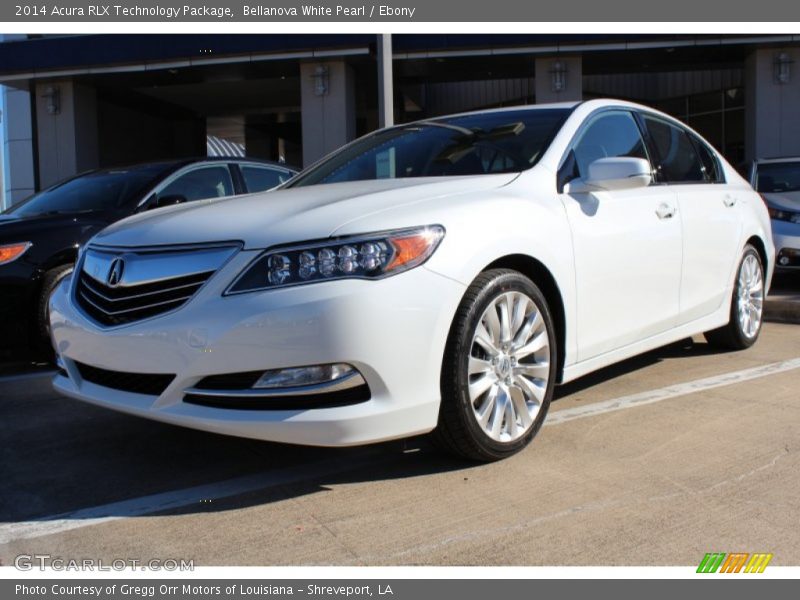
[49,99,774,461]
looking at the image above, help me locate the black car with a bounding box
[0,157,297,360]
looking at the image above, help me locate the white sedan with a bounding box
[50,99,774,461]
[750,156,800,269]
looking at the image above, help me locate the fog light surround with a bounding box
[253,363,359,390]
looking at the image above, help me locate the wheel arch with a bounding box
[744,234,769,275]
[483,254,567,384]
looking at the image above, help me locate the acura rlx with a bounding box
[49,99,773,461]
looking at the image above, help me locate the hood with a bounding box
[93,175,517,249]
[0,211,114,243]
[763,191,800,212]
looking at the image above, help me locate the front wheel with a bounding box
[704,245,765,350]
[36,264,74,357]
[434,269,557,461]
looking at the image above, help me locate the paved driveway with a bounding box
[1,323,798,566]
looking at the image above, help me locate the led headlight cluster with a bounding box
[227,225,445,293]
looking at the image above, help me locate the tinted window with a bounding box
[690,134,724,183]
[642,116,705,183]
[755,161,800,193]
[571,111,649,179]
[289,109,569,188]
[3,164,171,217]
[158,166,234,202]
[241,165,292,193]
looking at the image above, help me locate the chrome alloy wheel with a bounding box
[737,253,764,339]
[467,291,550,442]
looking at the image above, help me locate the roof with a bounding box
[96,156,298,174]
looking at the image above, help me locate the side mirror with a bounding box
[565,157,652,193]
[148,194,188,210]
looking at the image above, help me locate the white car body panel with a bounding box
[49,99,775,446]
[561,183,682,361]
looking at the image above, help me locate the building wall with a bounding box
[300,61,356,167]
[34,80,99,188]
[745,47,800,163]
[0,34,36,208]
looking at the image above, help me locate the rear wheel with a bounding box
[704,245,764,350]
[434,269,557,461]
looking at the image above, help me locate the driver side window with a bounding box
[572,111,650,179]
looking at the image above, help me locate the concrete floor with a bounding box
[1,323,798,566]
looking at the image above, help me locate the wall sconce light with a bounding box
[773,52,793,85]
[312,65,329,96]
[42,86,60,115]
[550,60,568,93]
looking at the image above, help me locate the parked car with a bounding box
[749,157,800,269]
[0,157,296,359]
[50,99,773,461]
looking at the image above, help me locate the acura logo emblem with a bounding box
[106,258,125,287]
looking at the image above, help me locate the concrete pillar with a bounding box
[535,55,582,104]
[745,47,800,163]
[35,79,99,189]
[1,82,37,209]
[0,34,36,209]
[300,61,356,168]
[377,34,394,128]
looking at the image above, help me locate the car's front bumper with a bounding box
[50,250,466,446]
[772,219,800,269]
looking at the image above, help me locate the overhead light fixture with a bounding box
[550,60,568,93]
[312,65,329,96]
[774,52,793,84]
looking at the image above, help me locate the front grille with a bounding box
[76,361,175,396]
[76,270,214,327]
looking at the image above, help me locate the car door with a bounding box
[142,163,236,209]
[559,110,682,361]
[639,115,743,323]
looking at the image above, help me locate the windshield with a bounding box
[289,108,570,188]
[756,162,800,194]
[3,163,174,218]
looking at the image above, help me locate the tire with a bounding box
[704,245,764,350]
[36,264,74,356]
[434,269,557,461]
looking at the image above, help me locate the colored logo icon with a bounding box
[697,552,773,573]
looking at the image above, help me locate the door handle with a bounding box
[656,203,676,220]
[723,194,738,207]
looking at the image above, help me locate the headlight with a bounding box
[226,225,445,294]
[0,242,32,266]
[768,206,800,224]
